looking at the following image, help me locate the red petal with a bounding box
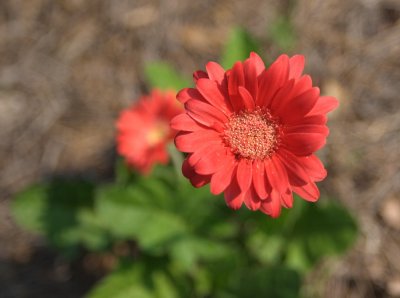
[224,178,244,210]
[278,87,320,124]
[281,188,293,208]
[182,159,210,187]
[238,86,255,110]
[177,88,204,104]
[236,159,253,193]
[277,148,310,186]
[308,96,339,115]
[228,62,246,111]
[193,70,208,82]
[292,181,320,202]
[244,185,262,211]
[210,155,237,195]
[260,190,282,218]
[185,99,227,130]
[282,132,326,156]
[252,159,269,199]
[243,57,258,100]
[170,113,204,132]
[269,79,295,113]
[256,54,289,107]
[249,52,265,76]
[288,55,305,79]
[194,147,228,175]
[265,156,289,195]
[175,130,220,153]
[292,115,327,126]
[284,124,329,136]
[187,142,219,166]
[206,61,225,84]
[297,155,327,182]
[271,75,312,114]
[196,78,232,115]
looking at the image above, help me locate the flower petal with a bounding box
[265,156,289,195]
[256,54,289,107]
[228,61,246,111]
[271,75,312,114]
[249,52,265,76]
[206,61,225,84]
[244,185,262,211]
[193,70,208,82]
[288,55,305,79]
[278,87,320,124]
[182,159,210,187]
[282,132,326,156]
[224,177,244,210]
[170,113,205,132]
[236,159,253,193]
[284,124,329,136]
[292,115,327,126]
[238,86,255,110]
[277,148,310,186]
[187,142,220,166]
[292,181,320,202]
[185,99,227,130]
[281,188,293,208]
[252,159,269,199]
[196,78,232,115]
[297,155,327,182]
[175,130,220,152]
[210,155,237,195]
[260,190,281,218]
[243,56,258,100]
[194,147,228,175]
[177,88,203,104]
[308,96,339,115]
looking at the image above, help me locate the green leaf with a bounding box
[96,185,187,253]
[170,236,233,271]
[86,264,153,298]
[11,179,106,256]
[221,27,259,69]
[145,62,191,90]
[226,266,301,298]
[285,199,358,271]
[269,16,296,51]
[11,184,48,232]
[87,262,180,298]
[247,232,285,264]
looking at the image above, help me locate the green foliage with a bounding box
[87,261,180,298]
[11,179,108,257]
[144,62,191,91]
[221,27,259,69]
[12,163,358,297]
[226,266,301,298]
[246,199,358,273]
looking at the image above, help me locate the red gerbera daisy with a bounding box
[116,89,182,174]
[171,53,338,217]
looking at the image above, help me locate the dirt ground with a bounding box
[0,0,399,297]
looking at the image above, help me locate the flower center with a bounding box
[147,121,168,146]
[224,108,279,160]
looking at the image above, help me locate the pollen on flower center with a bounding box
[224,108,279,160]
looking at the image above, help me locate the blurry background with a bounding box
[0,0,399,297]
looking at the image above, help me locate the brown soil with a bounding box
[0,0,399,297]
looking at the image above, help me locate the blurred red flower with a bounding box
[117,89,182,174]
[172,53,338,217]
